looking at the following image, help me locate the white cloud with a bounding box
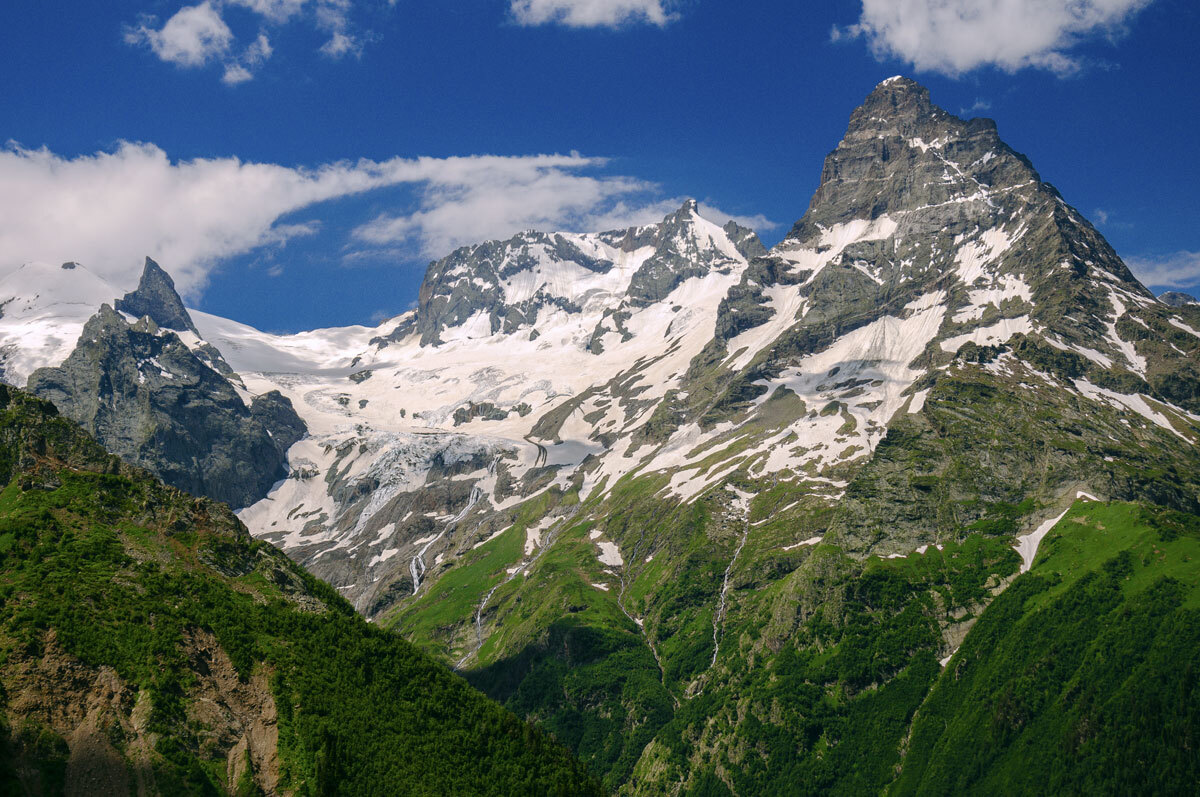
[696,203,776,233]
[960,98,992,115]
[1,142,741,299]
[510,0,676,28]
[355,179,776,259]
[221,64,254,84]
[225,0,307,23]
[125,2,233,67]
[353,156,657,257]
[837,0,1154,76]
[313,0,360,57]
[0,140,423,297]
[128,0,371,79]
[223,33,273,83]
[1126,252,1200,289]
[319,31,359,58]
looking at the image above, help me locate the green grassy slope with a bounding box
[893,500,1200,795]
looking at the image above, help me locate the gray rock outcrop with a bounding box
[28,305,304,509]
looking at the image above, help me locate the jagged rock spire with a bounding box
[115,256,199,335]
[788,76,1038,242]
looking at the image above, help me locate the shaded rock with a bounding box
[115,256,199,335]
[27,306,304,508]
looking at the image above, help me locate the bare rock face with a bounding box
[182,630,280,795]
[2,631,283,796]
[4,634,134,797]
[27,305,304,509]
[115,256,199,336]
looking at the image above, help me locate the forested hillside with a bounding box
[0,386,599,795]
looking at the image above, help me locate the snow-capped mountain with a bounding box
[3,257,306,508]
[201,79,1200,624]
[0,260,127,385]
[2,76,1199,792]
[199,200,766,611]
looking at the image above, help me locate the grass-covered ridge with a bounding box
[0,386,600,796]
[893,500,1200,794]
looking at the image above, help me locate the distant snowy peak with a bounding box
[1160,291,1198,308]
[0,256,239,387]
[0,261,120,311]
[375,201,763,349]
[0,261,123,385]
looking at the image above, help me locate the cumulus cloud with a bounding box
[127,0,369,80]
[125,2,233,67]
[510,0,676,28]
[1126,252,1200,289]
[1,142,753,299]
[836,0,1154,76]
[353,156,656,257]
[222,33,273,84]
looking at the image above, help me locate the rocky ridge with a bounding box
[25,259,305,509]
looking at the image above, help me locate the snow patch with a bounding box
[940,316,1033,353]
[1073,380,1192,442]
[1168,317,1200,339]
[782,536,823,551]
[596,541,624,567]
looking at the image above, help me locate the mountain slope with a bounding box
[894,500,1200,795]
[0,385,600,795]
[218,200,765,617]
[365,78,1198,790]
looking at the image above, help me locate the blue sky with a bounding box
[2,0,1198,331]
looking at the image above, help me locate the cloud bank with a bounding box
[0,142,766,299]
[1126,251,1200,290]
[836,0,1154,76]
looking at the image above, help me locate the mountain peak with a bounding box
[871,74,924,96]
[1160,290,1199,307]
[375,202,760,347]
[784,77,1031,243]
[114,256,199,335]
[841,76,943,142]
